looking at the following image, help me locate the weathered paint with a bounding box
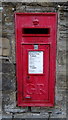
[15,13,57,107]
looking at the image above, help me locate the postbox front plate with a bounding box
[15,13,57,107]
[22,44,49,101]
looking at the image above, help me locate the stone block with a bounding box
[0,48,2,56]
[0,63,2,73]
[0,37,2,48]
[14,119,48,120]
[0,73,2,90]
[57,50,66,65]
[2,112,12,119]
[11,35,16,63]
[56,64,66,75]
[2,72,16,91]
[57,41,66,51]
[25,6,56,12]
[55,90,66,107]
[2,38,10,49]
[2,48,10,56]
[2,91,16,110]
[50,111,66,118]
[0,37,2,55]
[0,37,10,56]
[56,75,66,90]
[0,91,2,111]
[0,114,2,120]
[2,63,15,73]
[31,107,50,114]
[50,116,67,120]
[1,118,12,120]
[16,5,26,12]
[14,113,49,119]
[5,107,28,113]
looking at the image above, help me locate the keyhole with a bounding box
[27,76,30,79]
[26,76,31,83]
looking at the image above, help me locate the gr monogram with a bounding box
[26,84,46,95]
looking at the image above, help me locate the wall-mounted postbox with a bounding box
[15,13,57,107]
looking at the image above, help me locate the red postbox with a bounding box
[15,13,57,107]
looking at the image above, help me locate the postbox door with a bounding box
[21,44,50,102]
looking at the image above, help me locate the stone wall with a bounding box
[0,2,68,120]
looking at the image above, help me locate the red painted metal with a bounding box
[15,13,57,107]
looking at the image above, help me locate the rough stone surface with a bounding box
[2,73,16,91]
[14,113,49,118]
[1,0,68,2]
[1,1,67,119]
[0,73,2,91]
[2,91,16,110]
[2,112,12,119]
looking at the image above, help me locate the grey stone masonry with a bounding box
[1,1,68,119]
